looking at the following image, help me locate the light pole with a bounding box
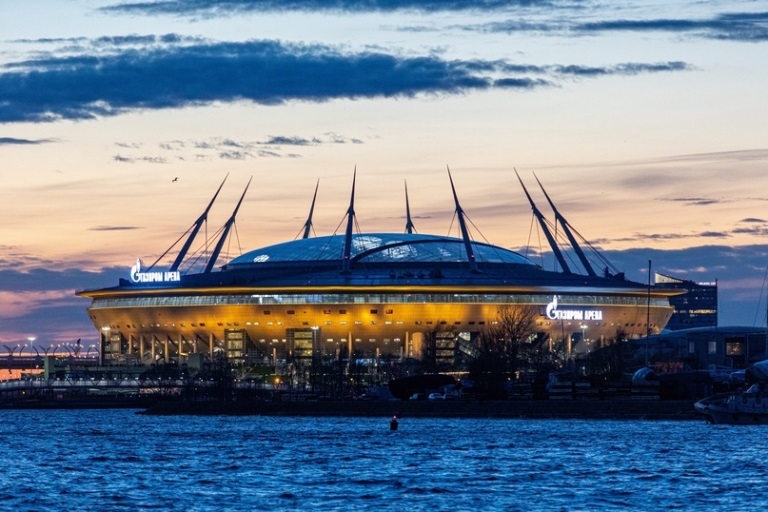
[27,337,39,357]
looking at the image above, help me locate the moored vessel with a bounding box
[695,383,768,425]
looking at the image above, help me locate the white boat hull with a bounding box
[696,390,768,425]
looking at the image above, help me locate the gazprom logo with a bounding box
[545,295,559,319]
[130,258,181,283]
[546,295,602,321]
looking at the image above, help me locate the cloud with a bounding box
[112,155,168,164]
[89,226,142,231]
[659,197,723,206]
[0,267,127,344]
[219,150,254,160]
[575,12,768,42]
[111,134,364,162]
[263,135,313,146]
[456,10,768,43]
[554,61,689,77]
[0,38,690,124]
[0,137,57,145]
[102,0,573,16]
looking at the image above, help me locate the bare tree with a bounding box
[477,305,540,375]
[470,305,541,397]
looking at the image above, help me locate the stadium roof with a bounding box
[226,233,535,268]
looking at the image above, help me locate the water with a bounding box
[1,410,767,511]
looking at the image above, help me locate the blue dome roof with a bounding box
[227,233,534,267]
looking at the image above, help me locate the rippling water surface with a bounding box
[2,409,767,511]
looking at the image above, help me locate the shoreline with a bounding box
[140,398,701,420]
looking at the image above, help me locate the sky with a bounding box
[1,0,768,350]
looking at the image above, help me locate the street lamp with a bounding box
[27,337,40,357]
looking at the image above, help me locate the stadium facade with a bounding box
[77,171,680,368]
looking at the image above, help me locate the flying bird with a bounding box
[172,177,179,182]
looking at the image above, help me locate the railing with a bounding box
[0,355,99,370]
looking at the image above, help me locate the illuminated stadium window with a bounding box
[327,339,334,342]
[278,322,284,326]
[369,338,376,342]
[394,338,401,342]
[325,321,332,325]
[340,321,347,325]
[385,309,393,314]
[354,321,362,325]
[267,322,273,326]
[396,321,403,325]
[370,309,378,314]
[385,321,392,325]
[259,339,266,343]
[341,338,348,342]
[287,310,295,315]
[415,321,422,325]
[370,321,377,325]
[355,338,362,342]
[246,322,251,326]
[324,310,331,314]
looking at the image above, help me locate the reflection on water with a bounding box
[2,410,767,511]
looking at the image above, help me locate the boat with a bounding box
[695,383,768,424]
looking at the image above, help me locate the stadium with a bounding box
[77,171,679,370]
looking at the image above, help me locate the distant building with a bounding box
[655,273,718,330]
[637,326,768,370]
